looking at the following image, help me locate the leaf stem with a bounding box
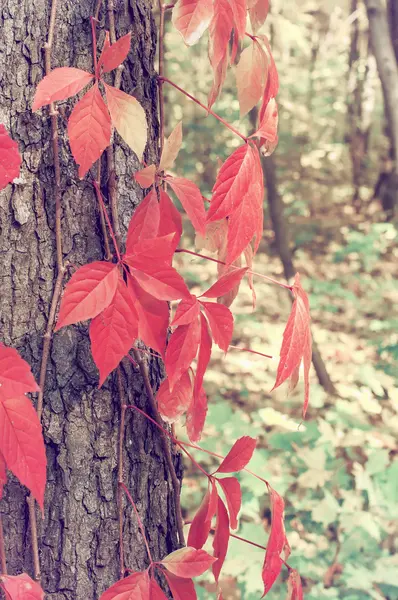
[120,483,154,564]
[159,77,249,144]
[90,16,99,78]
[175,248,293,290]
[92,180,122,263]
[229,345,273,360]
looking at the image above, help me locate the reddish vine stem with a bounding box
[229,345,273,359]
[0,515,7,574]
[93,181,122,263]
[159,77,249,144]
[132,349,185,546]
[120,483,154,564]
[96,164,112,261]
[175,248,293,291]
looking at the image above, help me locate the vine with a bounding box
[0,0,311,598]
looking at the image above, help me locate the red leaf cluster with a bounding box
[0,344,46,509]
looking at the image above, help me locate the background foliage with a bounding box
[163,0,398,598]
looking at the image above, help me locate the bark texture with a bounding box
[0,1,181,598]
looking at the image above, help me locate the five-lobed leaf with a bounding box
[68,82,111,178]
[0,573,45,600]
[158,190,183,251]
[160,546,216,578]
[215,436,257,474]
[134,164,157,188]
[172,0,214,46]
[171,295,200,327]
[193,313,212,400]
[187,480,218,549]
[104,82,147,160]
[200,267,248,299]
[55,262,119,330]
[32,67,94,112]
[127,256,190,301]
[0,124,22,190]
[186,385,208,443]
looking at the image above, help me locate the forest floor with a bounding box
[174,201,398,600]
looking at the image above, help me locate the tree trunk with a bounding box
[0,2,181,598]
[365,0,398,218]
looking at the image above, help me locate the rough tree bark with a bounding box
[0,1,181,598]
[365,0,398,217]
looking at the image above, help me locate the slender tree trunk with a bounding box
[365,0,398,218]
[0,2,181,598]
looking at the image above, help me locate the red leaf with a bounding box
[163,572,197,600]
[127,275,169,356]
[208,0,234,70]
[258,36,279,122]
[236,40,267,117]
[187,480,218,548]
[0,343,40,397]
[165,318,201,390]
[55,262,119,330]
[172,0,213,45]
[32,67,94,112]
[216,250,243,308]
[200,267,248,299]
[212,498,230,582]
[251,97,278,143]
[208,48,229,109]
[0,451,7,499]
[215,436,256,474]
[0,124,22,190]
[171,296,200,327]
[200,302,233,352]
[0,573,44,599]
[186,385,208,443]
[68,82,111,178]
[104,83,147,160]
[99,570,150,600]
[167,177,206,235]
[193,313,212,398]
[129,235,175,265]
[158,191,183,251]
[89,278,138,386]
[98,32,131,74]
[135,164,157,188]
[271,274,312,412]
[157,371,193,423]
[249,0,269,33]
[149,578,168,599]
[127,257,190,301]
[286,570,303,600]
[262,486,287,596]
[0,395,46,509]
[160,547,216,578]
[159,121,183,172]
[125,189,160,253]
[229,0,247,41]
[207,144,256,222]
[216,476,241,529]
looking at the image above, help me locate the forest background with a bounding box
[168,0,398,598]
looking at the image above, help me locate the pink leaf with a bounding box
[163,572,197,600]
[0,124,22,190]
[168,177,207,235]
[262,486,287,596]
[208,0,234,69]
[212,498,230,582]
[208,48,229,109]
[55,262,119,330]
[129,235,175,264]
[99,570,150,600]
[127,257,190,301]
[98,32,131,74]
[215,436,257,474]
[126,188,160,253]
[0,451,7,500]
[127,275,169,356]
[0,573,44,599]
[149,578,169,599]
[165,318,201,390]
[193,313,212,399]
[104,83,147,160]
[285,570,303,600]
[236,40,267,117]
[0,343,40,397]
[250,98,278,143]
[135,164,157,188]
[172,0,214,45]
[157,371,193,423]
[216,476,242,529]
[249,0,269,32]
[68,82,111,178]
[0,395,46,509]
[186,385,208,443]
[187,480,218,548]
[160,547,216,578]
[229,0,247,41]
[159,121,183,172]
[200,301,233,352]
[32,67,94,111]
[201,267,248,299]
[89,277,138,386]
[171,296,201,327]
[158,190,183,251]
